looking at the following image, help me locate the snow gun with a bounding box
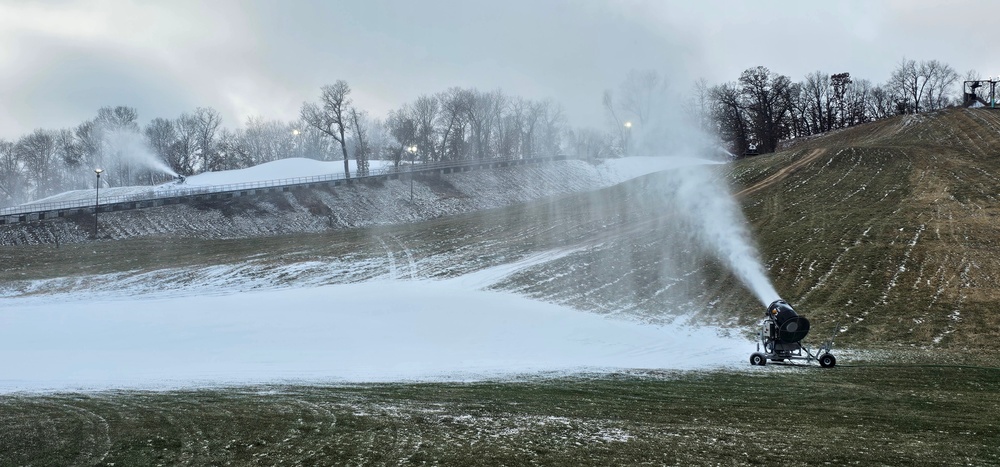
[749,299,837,368]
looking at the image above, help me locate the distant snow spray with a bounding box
[103,129,179,178]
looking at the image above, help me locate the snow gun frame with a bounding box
[749,299,837,368]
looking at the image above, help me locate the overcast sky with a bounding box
[2,0,998,140]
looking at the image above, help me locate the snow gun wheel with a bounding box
[819,353,837,368]
[750,353,767,366]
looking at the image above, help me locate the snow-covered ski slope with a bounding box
[1,155,746,392]
[2,155,720,245]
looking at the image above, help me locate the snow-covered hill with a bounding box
[3,156,716,245]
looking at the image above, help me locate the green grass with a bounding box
[2,362,998,466]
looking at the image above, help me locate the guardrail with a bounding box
[1,155,569,224]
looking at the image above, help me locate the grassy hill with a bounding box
[737,108,1000,349]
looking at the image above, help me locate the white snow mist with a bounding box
[104,129,178,178]
[622,80,780,306]
[659,164,780,306]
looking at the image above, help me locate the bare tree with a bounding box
[739,66,794,154]
[349,108,371,175]
[709,82,752,156]
[890,59,920,113]
[921,60,958,111]
[801,71,831,134]
[537,100,564,156]
[436,87,471,161]
[194,107,222,172]
[16,129,59,198]
[301,80,353,178]
[96,106,139,132]
[618,69,667,126]
[144,118,177,172]
[466,89,505,159]
[602,90,627,155]
[0,139,26,206]
[683,78,713,134]
[566,128,612,159]
[171,112,200,175]
[411,95,439,162]
[75,120,103,171]
[386,107,416,168]
[871,84,900,119]
[843,78,873,126]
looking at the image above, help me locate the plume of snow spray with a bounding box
[103,129,178,178]
[660,164,780,306]
[621,80,780,306]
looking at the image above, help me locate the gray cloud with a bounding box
[1,0,998,140]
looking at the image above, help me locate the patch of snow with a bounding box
[161,158,394,190]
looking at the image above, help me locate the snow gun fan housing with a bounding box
[767,299,810,344]
[749,300,837,368]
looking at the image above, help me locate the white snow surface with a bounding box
[167,158,394,188]
[1,155,748,392]
[0,278,747,392]
[0,249,747,393]
[23,156,715,207]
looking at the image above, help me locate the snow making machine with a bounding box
[749,299,837,368]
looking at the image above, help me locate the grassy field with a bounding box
[2,360,998,466]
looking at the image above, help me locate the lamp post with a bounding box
[623,121,632,155]
[407,145,418,202]
[94,168,103,238]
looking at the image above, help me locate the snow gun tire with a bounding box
[819,353,836,368]
[750,353,767,366]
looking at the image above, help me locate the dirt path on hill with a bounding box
[735,148,827,197]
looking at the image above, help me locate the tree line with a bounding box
[0,83,570,208]
[699,58,968,156]
[0,57,974,208]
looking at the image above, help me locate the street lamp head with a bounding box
[624,121,632,129]
[407,145,417,154]
[292,129,300,136]
[95,168,103,175]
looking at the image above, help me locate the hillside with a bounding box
[740,108,1000,348]
[3,109,1000,353]
[501,108,1000,349]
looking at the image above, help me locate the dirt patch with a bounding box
[735,148,827,197]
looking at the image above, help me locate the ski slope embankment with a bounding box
[3,156,716,245]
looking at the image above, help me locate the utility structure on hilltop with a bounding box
[963,79,999,108]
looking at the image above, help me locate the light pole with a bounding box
[94,168,103,238]
[623,121,632,156]
[407,145,417,202]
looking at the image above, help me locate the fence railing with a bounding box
[1,155,566,219]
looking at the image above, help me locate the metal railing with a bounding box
[1,155,566,220]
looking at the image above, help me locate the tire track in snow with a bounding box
[389,234,417,280]
[376,237,399,280]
